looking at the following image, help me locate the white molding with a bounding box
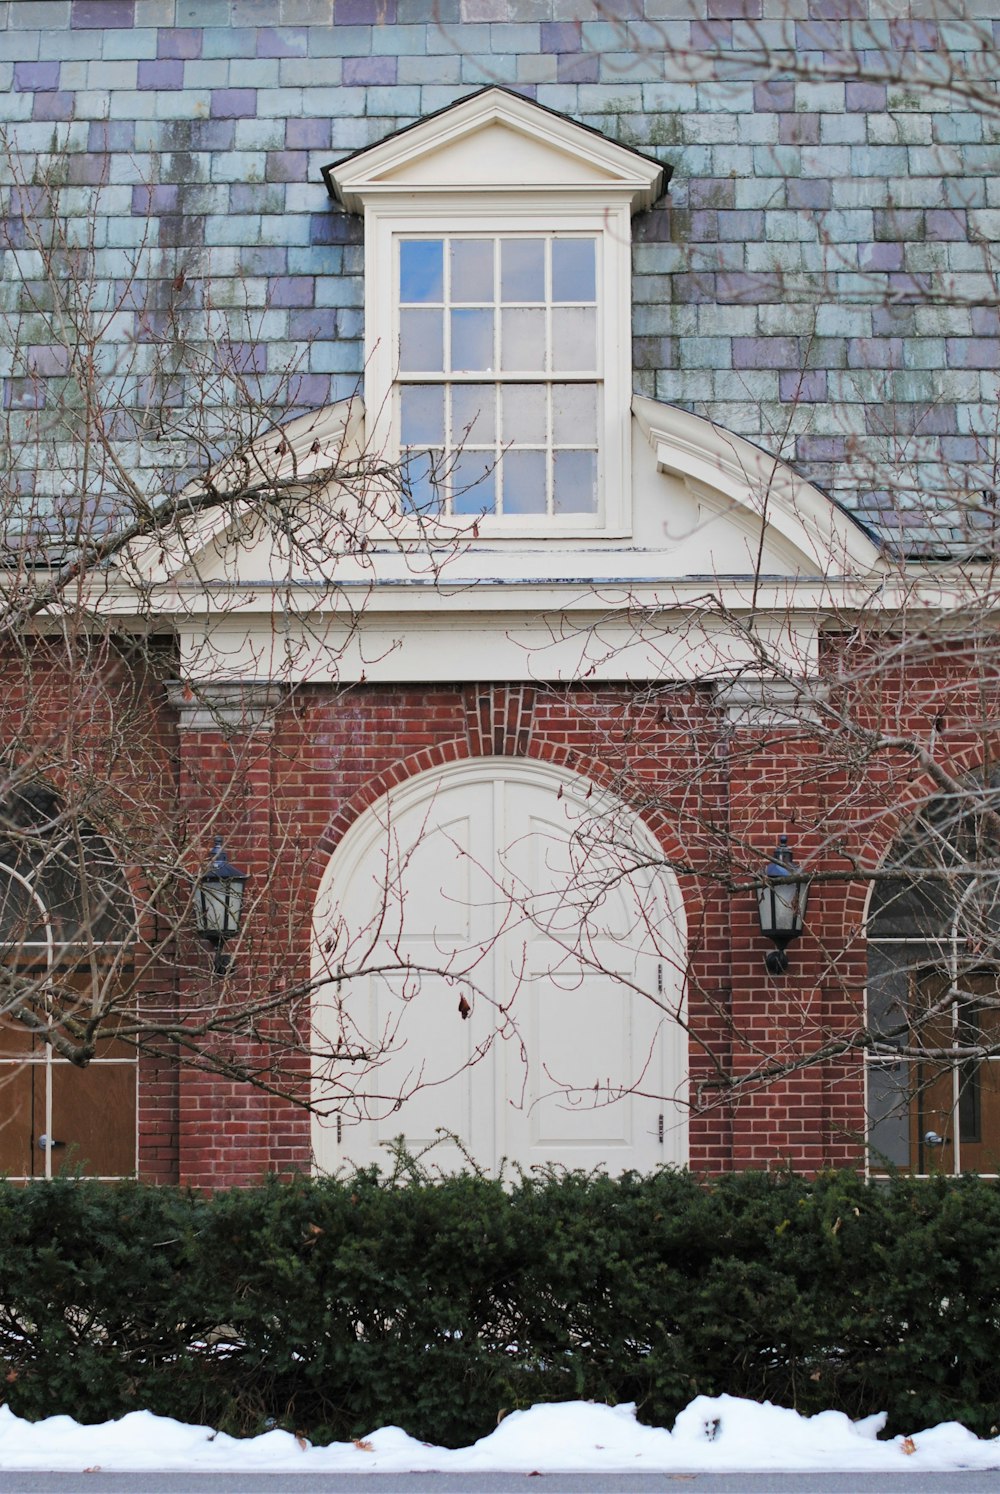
[713,678,824,728]
[165,680,287,732]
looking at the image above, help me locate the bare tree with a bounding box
[0,129,494,1178]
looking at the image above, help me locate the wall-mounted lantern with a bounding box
[195,837,247,975]
[756,835,810,975]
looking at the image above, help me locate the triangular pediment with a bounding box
[324,87,666,213]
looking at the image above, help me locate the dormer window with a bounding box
[398,232,600,518]
[323,87,665,537]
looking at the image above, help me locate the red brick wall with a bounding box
[5,644,992,1187]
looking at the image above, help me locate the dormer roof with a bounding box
[322,86,667,214]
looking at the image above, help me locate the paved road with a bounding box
[0,1474,998,1493]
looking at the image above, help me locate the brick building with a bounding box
[1,0,998,1185]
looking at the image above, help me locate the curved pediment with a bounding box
[141,395,884,593]
[632,397,883,580]
[130,397,893,687]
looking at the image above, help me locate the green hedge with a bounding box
[0,1167,998,1446]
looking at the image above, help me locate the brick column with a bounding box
[715,679,861,1174]
[167,681,289,1188]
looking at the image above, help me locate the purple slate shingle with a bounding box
[334,0,397,24]
[220,342,267,376]
[138,60,184,90]
[808,0,865,18]
[32,93,74,121]
[540,22,580,53]
[342,56,397,85]
[780,370,827,402]
[289,310,337,340]
[210,89,258,119]
[889,18,938,50]
[845,81,886,111]
[14,62,60,92]
[132,184,181,215]
[859,242,903,271]
[753,80,794,112]
[848,338,903,368]
[787,179,832,210]
[732,337,799,369]
[925,210,966,241]
[288,374,333,408]
[88,121,136,151]
[157,28,202,59]
[556,53,598,84]
[779,114,819,145]
[265,151,309,183]
[27,346,71,377]
[72,0,134,25]
[286,119,331,149]
[270,276,315,308]
[257,28,309,57]
[708,0,761,17]
[946,339,1000,368]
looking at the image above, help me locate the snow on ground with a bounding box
[0,1396,998,1474]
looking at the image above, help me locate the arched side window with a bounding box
[0,786,137,1180]
[867,785,1000,1176]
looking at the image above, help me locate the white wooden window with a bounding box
[397,233,600,519]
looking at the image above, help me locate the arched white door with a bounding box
[312,759,687,1175]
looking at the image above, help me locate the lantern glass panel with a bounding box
[197,877,243,940]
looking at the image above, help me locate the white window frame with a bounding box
[367,199,631,536]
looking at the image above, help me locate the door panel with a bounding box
[44,1061,136,1178]
[909,969,1000,1173]
[0,1064,33,1176]
[314,763,685,1176]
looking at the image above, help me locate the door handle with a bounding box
[37,1134,66,1151]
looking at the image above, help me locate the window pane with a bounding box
[553,383,597,444]
[552,307,596,372]
[501,239,544,302]
[553,449,597,514]
[400,386,444,446]
[867,942,929,1045]
[451,309,494,372]
[502,384,547,445]
[400,309,443,373]
[502,449,546,515]
[400,240,443,303]
[451,240,494,303]
[552,239,596,302]
[401,449,443,515]
[867,1062,911,1170]
[451,451,496,515]
[501,308,545,372]
[452,384,496,445]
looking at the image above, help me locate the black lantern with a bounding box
[756,835,810,975]
[195,838,247,975]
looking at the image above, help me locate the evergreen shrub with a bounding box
[0,1167,998,1446]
